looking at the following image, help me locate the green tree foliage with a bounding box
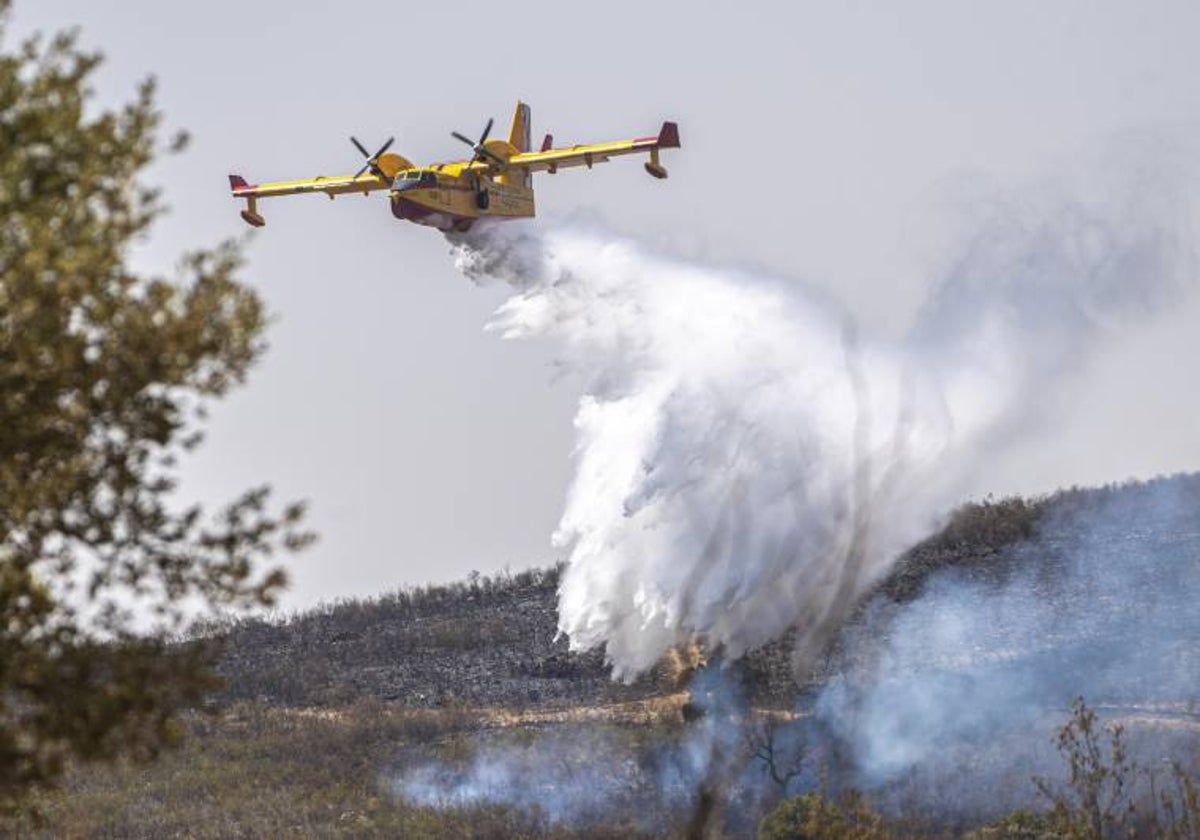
[757,791,889,840]
[0,0,311,805]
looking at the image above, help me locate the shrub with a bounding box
[1034,698,1136,838]
[967,809,1058,839]
[758,791,890,840]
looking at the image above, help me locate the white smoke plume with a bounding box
[814,475,1200,818]
[447,153,1196,681]
[394,670,748,829]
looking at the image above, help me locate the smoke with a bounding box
[814,475,1200,817]
[393,728,660,826]
[392,667,752,830]
[446,154,1197,681]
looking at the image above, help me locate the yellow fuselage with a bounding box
[389,165,534,232]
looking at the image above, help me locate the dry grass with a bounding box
[478,692,690,728]
[10,696,1200,838]
[5,696,812,838]
[6,700,659,840]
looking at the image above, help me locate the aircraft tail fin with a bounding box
[508,101,532,153]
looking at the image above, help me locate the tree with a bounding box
[747,717,807,797]
[0,1,311,806]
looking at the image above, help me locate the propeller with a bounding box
[451,117,504,166]
[351,136,396,179]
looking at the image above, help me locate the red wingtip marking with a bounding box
[657,122,680,149]
[228,174,250,191]
[540,133,553,152]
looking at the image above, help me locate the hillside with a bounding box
[13,473,1199,838]
[213,473,1200,710]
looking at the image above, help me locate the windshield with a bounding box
[393,170,437,188]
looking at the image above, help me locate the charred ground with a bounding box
[213,473,1200,711]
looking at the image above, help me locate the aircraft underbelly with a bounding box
[391,196,468,231]
[391,191,533,231]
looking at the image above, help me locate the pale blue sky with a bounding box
[13,1,1200,609]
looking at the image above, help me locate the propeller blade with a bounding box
[451,131,475,147]
[478,117,494,144]
[351,136,371,158]
[374,137,395,157]
[354,163,370,179]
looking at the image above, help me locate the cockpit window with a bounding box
[394,170,437,187]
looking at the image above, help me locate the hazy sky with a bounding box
[13,1,1200,610]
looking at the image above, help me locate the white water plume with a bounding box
[447,157,1196,681]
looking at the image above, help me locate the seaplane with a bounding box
[228,102,680,232]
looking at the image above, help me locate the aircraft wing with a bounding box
[228,173,394,226]
[229,173,392,198]
[506,121,680,177]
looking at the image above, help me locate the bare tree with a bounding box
[747,716,807,794]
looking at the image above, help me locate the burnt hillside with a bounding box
[214,565,672,708]
[213,473,1200,710]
